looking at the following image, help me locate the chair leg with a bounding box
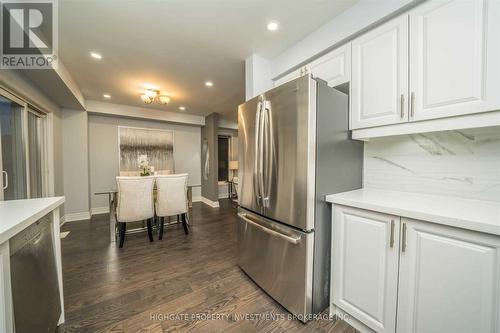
[119,222,126,248]
[159,217,165,240]
[177,214,180,223]
[182,213,189,235]
[147,218,154,242]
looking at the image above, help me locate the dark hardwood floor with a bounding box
[60,199,357,333]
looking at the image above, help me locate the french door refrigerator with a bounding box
[237,75,363,321]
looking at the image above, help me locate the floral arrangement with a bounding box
[137,154,154,176]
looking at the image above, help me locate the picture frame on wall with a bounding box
[118,126,174,175]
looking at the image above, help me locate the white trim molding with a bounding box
[62,211,91,223]
[200,197,220,208]
[91,207,109,216]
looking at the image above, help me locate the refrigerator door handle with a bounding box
[253,99,263,205]
[262,100,274,208]
[238,212,302,244]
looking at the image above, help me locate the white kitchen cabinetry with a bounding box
[397,218,500,333]
[409,0,500,122]
[350,16,408,129]
[330,201,500,333]
[273,68,301,87]
[306,43,351,87]
[273,43,351,88]
[350,0,500,135]
[332,206,400,333]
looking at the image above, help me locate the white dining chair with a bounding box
[116,176,155,248]
[155,170,172,175]
[155,173,189,239]
[119,171,141,176]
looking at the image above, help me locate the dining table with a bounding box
[95,185,198,243]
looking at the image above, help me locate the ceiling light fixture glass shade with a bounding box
[141,94,153,104]
[158,94,171,104]
[145,89,158,98]
[141,88,171,105]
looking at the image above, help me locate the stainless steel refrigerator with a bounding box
[237,74,363,320]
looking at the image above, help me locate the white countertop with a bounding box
[326,189,500,236]
[0,197,65,243]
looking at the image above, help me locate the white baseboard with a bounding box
[91,206,109,215]
[192,196,202,203]
[60,215,66,226]
[62,211,91,223]
[200,196,220,208]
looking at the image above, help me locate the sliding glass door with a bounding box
[0,90,47,200]
[0,94,27,200]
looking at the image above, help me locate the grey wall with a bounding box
[364,126,500,202]
[52,108,64,197]
[201,113,219,202]
[88,114,202,210]
[62,109,90,215]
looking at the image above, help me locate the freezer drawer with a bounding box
[237,208,314,319]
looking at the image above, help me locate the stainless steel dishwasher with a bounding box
[9,214,61,333]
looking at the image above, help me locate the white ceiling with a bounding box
[59,0,359,121]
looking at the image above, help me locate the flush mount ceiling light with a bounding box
[267,21,279,31]
[90,52,102,59]
[205,81,213,87]
[140,89,171,105]
[179,106,186,111]
[103,94,111,99]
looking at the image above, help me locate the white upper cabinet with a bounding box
[409,0,500,121]
[397,218,500,333]
[306,43,351,87]
[351,16,409,129]
[273,68,301,87]
[332,206,400,333]
[273,43,351,88]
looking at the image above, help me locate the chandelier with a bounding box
[140,89,171,105]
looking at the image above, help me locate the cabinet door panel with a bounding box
[274,69,301,87]
[351,16,409,129]
[397,219,500,333]
[308,43,351,87]
[333,205,400,333]
[409,0,500,121]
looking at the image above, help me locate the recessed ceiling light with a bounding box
[267,21,279,31]
[103,94,111,99]
[90,52,102,60]
[205,81,213,87]
[179,106,186,111]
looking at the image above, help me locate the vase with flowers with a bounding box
[137,154,152,176]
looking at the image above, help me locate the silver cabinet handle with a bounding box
[400,94,405,118]
[238,213,301,244]
[390,219,395,248]
[2,171,7,190]
[402,223,407,252]
[410,92,415,118]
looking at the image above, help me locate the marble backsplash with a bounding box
[363,126,500,202]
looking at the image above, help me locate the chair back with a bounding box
[155,173,188,217]
[116,176,155,222]
[120,171,141,176]
[156,170,172,175]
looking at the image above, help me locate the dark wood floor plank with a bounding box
[60,199,357,333]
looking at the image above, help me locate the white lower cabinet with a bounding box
[332,206,500,333]
[332,206,400,333]
[397,218,500,333]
